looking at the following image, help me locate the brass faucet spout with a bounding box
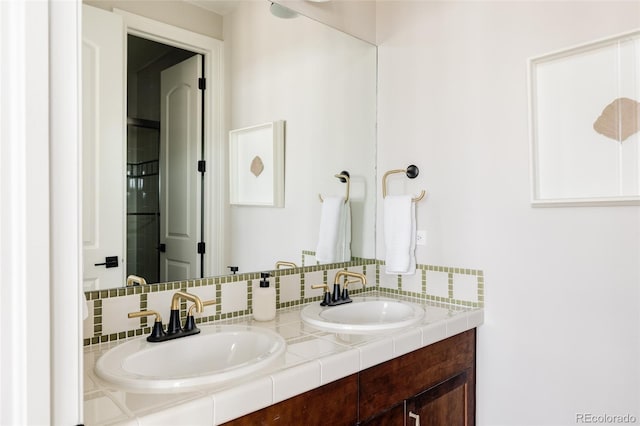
[171,291,203,313]
[188,299,216,316]
[334,271,367,287]
[126,275,147,286]
[275,261,298,269]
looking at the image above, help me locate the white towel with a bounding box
[316,196,351,263]
[339,202,351,262]
[384,195,416,275]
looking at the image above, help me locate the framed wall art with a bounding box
[528,29,640,206]
[229,120,285,207]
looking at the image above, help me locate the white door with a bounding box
[82,5,125,291]
[160,55,203,282]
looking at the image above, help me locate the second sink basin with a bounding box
[300,296,425,334]
[95,325,286,392]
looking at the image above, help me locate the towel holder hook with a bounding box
[319,171,350,203]
[382,165,426,202]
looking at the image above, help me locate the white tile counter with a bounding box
[83,292,484,425]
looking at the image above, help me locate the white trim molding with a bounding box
[0,0,55,424]
[50,0,84,423]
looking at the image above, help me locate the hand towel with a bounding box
[338,201,352,262]
[316,196,351,263]
[384,195,416,275]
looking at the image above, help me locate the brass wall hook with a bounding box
[382,165,426,202]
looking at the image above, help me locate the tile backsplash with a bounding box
[83,255,483,347]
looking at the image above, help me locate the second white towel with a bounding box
[316,196,351,263]
[384,195,416,275]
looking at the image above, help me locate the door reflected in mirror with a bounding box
[126,36,200,284]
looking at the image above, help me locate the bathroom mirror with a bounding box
[82,0,377,291]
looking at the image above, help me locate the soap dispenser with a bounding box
[253,272,276,321]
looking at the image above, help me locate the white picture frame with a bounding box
[229,120,285,207]
[528,29,640,207]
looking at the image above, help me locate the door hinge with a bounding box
[198,77,206,90]
[198,160,206,174]
[197,242,206,254]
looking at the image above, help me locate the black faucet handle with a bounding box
[341,287,352,302]
[128,310,166,342]
[184,299,217,332]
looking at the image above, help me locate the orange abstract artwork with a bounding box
[250,155,264,177]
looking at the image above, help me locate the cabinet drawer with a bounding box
[223,374,358,426]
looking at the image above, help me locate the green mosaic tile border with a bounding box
[83,258,482,347]
[375,260,484,308]
[83,258,374,347]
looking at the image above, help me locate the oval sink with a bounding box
[95,325,286,392]
[300,296,425,334]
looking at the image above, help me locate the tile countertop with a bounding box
[83,292,484,426]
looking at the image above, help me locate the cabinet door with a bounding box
[407,370,473,426]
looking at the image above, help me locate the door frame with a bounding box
[1,1,55,423]
[115,9,225,278]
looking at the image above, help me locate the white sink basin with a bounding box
[95,325,286,392]
[300,296,425,334]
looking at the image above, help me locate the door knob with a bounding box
[94,256,118,268]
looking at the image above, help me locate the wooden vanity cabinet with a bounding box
[359,329,476,426]
[225,329,476,426]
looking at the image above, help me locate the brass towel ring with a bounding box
[319,171,350,203]
[382,165,426,202]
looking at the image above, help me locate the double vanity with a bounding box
[84,291,483,425]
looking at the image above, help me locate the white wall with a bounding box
[277,0,376,44]
[376,2,640,425]
[225,2,377,272]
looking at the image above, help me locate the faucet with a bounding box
[275,261,297,269]
[126,274,147,286]
[310,271,367,307]
[333,271,366,304]
[167,291,203,334]
[128,291,215,343]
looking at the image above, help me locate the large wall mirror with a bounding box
[82,0,377,291]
